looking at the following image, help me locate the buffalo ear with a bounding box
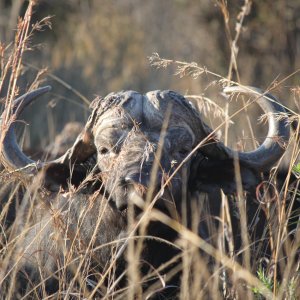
[38,101,102,192]
[60,129,96,165]
[40,163,88,192]
[41,130,98,192]
[190,155,259,194]
[56,100,100,166]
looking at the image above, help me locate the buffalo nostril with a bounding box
[124,176,133,185]
[124,173,149,196]
[115,197,128,211]
[124,173,143,185]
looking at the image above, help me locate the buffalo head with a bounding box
[0,86,290,212]
[0,85,291,297]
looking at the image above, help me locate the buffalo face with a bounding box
[92,91,197,211]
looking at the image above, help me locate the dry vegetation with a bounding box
[0,0,300,299]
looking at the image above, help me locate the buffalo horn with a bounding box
[222,86,290,171]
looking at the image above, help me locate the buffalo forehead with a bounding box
[95,90,198,138]
[99,91,144,123]
[144,90,198,138]
[122,90,200,132]
[120,91,144,121]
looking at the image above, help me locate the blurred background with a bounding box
[0,0,299,150]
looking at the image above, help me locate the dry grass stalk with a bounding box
[0,1,300,300]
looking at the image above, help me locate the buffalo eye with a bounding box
[99,147,109,155]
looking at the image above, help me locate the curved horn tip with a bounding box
[28,85,52,96]
[45,85,52,91]
[38,85,52,93]
[223,85,263,96]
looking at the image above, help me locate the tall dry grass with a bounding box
[0,1,299,299]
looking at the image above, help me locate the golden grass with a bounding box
[0,1,299,299]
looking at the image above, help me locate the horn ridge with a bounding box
[0,86,51,173]
[223,86,290,171]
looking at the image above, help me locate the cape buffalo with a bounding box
[0,86,290,298]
